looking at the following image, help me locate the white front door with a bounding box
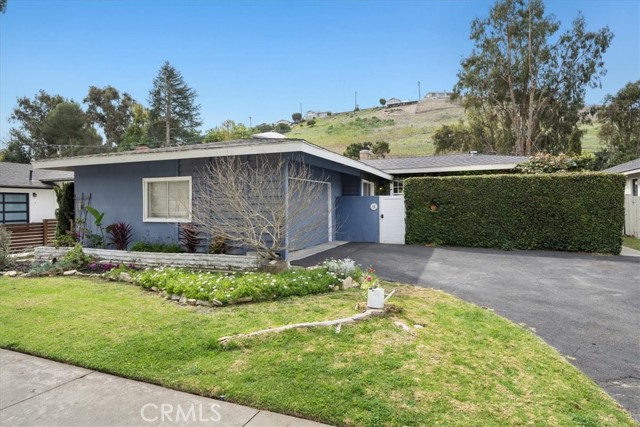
[379,196,405,244]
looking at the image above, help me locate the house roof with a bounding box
[0,162,74,189]
[31,139,393,180]
[603,157,640,175]
[361,154,528,174]
[251,132,288,139]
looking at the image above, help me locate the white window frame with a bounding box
[391,178,404,195]
[362,179,375,196]
[143,176,192,223]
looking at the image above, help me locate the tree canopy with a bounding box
[5,90,67,160]
[598,80,640,166]
[454,0,613,156]
[41,102,103,156]
[148,61,201,146]
[84,86,136,148]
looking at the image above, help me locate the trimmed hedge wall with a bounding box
[404,173,625,254]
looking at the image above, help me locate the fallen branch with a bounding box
[218,308,386,345]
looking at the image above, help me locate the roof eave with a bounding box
[384,163,520,175]
[31,140,392,180]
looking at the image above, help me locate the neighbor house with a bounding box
[32,138,391,257]
[604,158,640,238]
[360,153,527,195]
[0,162,73,225]
[305,111,331,120]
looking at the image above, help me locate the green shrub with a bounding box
[404,173,625,254]
[0,226,11,269]
[54,182,75,237]
[130,241,183,253]
[133,267,341,304]
[61,243,92,269]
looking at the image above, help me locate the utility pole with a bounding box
[300,102,302,115]
[354,91,358,110]
[418,81,421,100]
[249,116,252,128]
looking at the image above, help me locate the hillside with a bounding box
[287,99,465,157]
[287,99,603,157]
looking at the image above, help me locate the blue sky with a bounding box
[1,0,638,141]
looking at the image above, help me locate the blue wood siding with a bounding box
[74,160,180,246]
[335,196,380,242]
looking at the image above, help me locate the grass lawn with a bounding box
[623,236,640,251]
[0,277,633,426]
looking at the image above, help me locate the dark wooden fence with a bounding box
[5,219,57,252]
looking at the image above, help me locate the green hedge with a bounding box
[404,173,625,254]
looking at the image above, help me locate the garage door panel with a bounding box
[288,179,330,251]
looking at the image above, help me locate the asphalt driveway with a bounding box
[294,243,640,420]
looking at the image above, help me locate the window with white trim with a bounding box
[392,179,404,195]
[362,179,375,196]
[143,177,192,222]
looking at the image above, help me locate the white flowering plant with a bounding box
[132,267,342,305]
[321,258,362,280]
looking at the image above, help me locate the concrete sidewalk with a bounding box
[0,350,331,427]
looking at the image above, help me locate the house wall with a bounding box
[73,153,390,254]
[335,196,380,242]
[0,187,58,223]
[623,172,639,195]
[74,160,181,245]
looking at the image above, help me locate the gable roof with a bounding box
[31,139,392,180]
[0,162,74,189]
[361,154,528,174]
[603,158,640,174]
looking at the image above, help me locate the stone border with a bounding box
[34,246,262,271]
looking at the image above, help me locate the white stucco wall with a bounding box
[623,172,639,195]
[0,187,58,223]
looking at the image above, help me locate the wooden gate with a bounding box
[4,219,57,252]
[624,195,640,238]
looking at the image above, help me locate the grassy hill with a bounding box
[287,99,604,157]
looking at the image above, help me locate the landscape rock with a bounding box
[63,270,77,276]
[118,272,132,282]
[179,295,187,304]
[212,299,223,307]
[237,296,253,303]
[4,271,18,277]
[170,294,180,301]
[151,286,158,292]
[261,260,289,274]
[200,301,213,307]
[342,276,354,289]
[186,298,197,306]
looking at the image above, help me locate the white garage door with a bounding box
[287,178,331,251]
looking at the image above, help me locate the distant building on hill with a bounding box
[386,98,418,108]
[305,111,331,120]
[424,91,454,100]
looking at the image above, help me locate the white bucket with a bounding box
[367,288,385,309]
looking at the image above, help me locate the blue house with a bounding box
[32,138,392,258]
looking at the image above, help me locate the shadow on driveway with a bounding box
[294,243,640,420]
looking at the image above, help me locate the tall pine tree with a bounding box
[148,61,202,147]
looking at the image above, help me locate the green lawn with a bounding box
[0,277,633,426]
[623,236,640,251]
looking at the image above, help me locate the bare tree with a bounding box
[192,155,331,260]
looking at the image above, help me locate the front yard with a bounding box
[0,276,633,426]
